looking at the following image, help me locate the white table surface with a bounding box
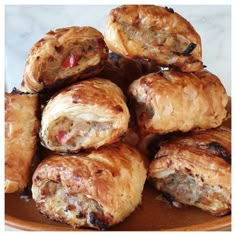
[4,4,231,232]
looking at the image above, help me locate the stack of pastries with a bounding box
[5,5,231,230]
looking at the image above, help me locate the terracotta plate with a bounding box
[5,100,231,231]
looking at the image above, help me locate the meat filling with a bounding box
[154,172,230,216]
[48,116,112,148]
[122,23,191,58]
[35,181,111,230]
[41,38,106,87]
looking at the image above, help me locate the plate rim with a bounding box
[5,213,231,231]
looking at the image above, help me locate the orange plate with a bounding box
[5,99,231,231]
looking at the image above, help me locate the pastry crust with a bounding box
[128,69,228,135]
[104,5,203,72]
[148,127,231,216]
[32,142,147,230]
[5,91,39,193]
[21,26,108,92]
[40,78,130,152]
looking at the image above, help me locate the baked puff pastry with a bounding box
[21,26,108,92]
[104,5,203,72]
[5,91,39,193]
[40,78,130,153]
[128,69,228,135]
[32,142,147,230]
[148,127,231,216]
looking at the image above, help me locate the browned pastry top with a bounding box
[105,5,202,72]
[32,142,147,227]
[128,69,228,134]
[149,127,231,188]
[40,78,130,152]
[22,26,108,92]
[5,92,39,193]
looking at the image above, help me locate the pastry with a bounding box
[21,26,108,92]
[148,127,231,216]
[32,142,147,230]
[104,5,203,72]
[128,69,228,135]
[5,90,39,193]
[40,78,130,153]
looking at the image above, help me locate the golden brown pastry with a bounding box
[31,142,147,230]
[128,69,228,135]
[104,5,203,72]
[21,26,108,92]
[40,78,130,153]
[148,127,231,216]
[5,90,39,193]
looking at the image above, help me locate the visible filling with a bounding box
[42,38,107,84]
[122,23,191,57]
[36,181,111,230]
[49,116,112,149]
[155,172,230,215]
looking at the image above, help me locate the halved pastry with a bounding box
[5,90,39,193]
[104,5,203,72]
[148,127,231,216]
[40,78,130,153]
[21,26,108,92]
[128,69,228,135]
[31,142,147,230]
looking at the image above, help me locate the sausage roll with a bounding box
[128,69,228,135]
[148,127,231,216]
[98,52,160,95]
[104,5,203,72]
[21,26,108,93]
[40,78,130,153]
[5,91,39,193]
[32,142,147,230]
